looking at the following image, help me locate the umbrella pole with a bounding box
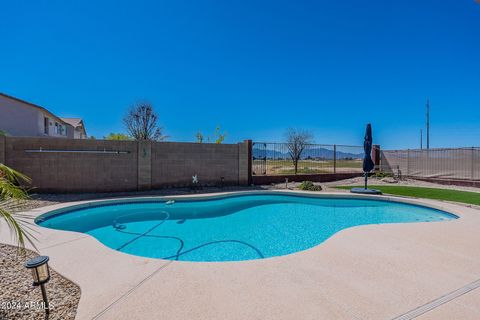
[364,172,368,190]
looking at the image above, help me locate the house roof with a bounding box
[0,92,69,126]
[61,118,83,128]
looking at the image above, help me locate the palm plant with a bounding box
[0,163,35,249]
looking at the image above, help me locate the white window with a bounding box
[50,121,67,136]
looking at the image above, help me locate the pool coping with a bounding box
[30,189,467,220]
[2,190,480,320]
[33,190,461,223]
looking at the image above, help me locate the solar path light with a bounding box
[25,256,51,315]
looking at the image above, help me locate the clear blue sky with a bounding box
[1,0,479,149]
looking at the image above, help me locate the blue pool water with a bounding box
[36,194,457,262]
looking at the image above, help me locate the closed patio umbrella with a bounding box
[351,123,381,194]
[363,123,375,188]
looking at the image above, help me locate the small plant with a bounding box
[298,181,322,191]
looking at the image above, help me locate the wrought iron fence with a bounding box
[380,147,480,180]
[252,142,364,175]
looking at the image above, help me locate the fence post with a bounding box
[137,140,152,191]
[472,147,475,180]
[246,140,252,185]
[372,144,380,172]
[237,140,251,186]
[333,144,336,174]
[407,149,410,177]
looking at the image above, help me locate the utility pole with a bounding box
[426,99,430,149]
[420,129,423,149]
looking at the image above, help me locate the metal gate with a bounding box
[252,142,364,176]
[252,142,267,175]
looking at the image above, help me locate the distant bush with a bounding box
[373,171,393,179]
[298,181,322,191]
[195,126,227,144]
[104,133,132,141]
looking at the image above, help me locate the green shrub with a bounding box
[298,181,322,191]
[373,171,393,179]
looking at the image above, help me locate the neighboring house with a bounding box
[0,93,87,139]
[61,118,88,139]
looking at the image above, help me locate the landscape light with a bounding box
[25,256,51,314]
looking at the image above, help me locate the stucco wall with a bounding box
[0,95,72,138]
[0,95,42,137]
[2,137,250,192]
[38,111,71,138]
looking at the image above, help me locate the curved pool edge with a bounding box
[33,190,462,224]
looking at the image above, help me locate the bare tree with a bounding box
[285,128,313,174]
[123,102,167,141]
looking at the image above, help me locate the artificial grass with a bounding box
[334,185,480,206]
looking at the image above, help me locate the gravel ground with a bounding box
[0,244,80,320]
[10,185,269,213]
[266,176,480,193]
[322,176,480,192]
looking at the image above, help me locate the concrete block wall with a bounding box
[3,137,138,192]
[151,141,249,188]
[2,137,250,192]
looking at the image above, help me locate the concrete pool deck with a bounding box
[1,191,480,319]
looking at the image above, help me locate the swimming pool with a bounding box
[36,193,457,262]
